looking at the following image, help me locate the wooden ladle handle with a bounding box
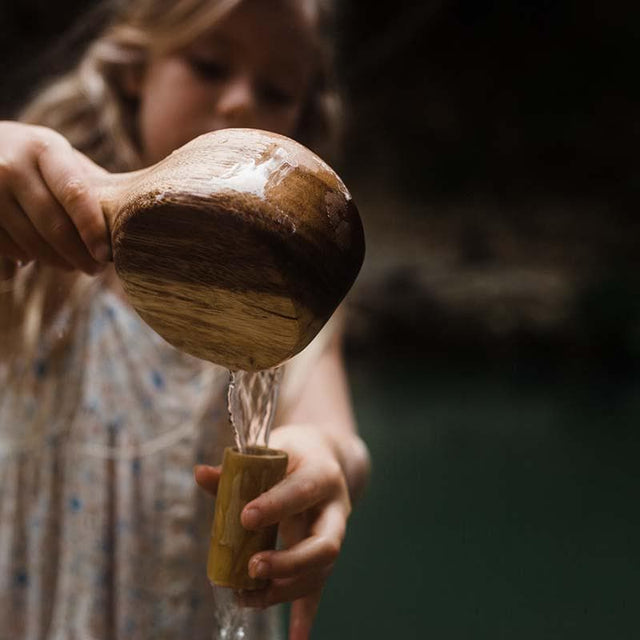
[96,128,365,371]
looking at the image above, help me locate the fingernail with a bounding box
[249,559,269,579]
[242,507,261,529]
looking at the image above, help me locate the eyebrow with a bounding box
[189,28,313,88]
[188,31,233,55]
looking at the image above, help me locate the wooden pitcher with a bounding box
[98,128,365,371]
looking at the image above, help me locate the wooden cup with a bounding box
[207,446,288,590]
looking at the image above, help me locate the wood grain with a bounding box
[98,128,365,370]
[207,446,288,591]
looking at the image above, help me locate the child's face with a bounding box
[136,0,317,164]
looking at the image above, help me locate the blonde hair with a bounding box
[21,0,342,170]
[4,0,343,361]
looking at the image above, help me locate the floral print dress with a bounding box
[0,285,283,640]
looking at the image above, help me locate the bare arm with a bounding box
[195,326,370,640]
[274,329,371,504]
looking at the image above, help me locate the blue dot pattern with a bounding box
[0,288,283,639]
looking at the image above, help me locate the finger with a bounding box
[279,511,309,550]
[194,464,222,495]
[12,162,102,275]
[242,462,342,530]
[0,195,73,270]
[249,535,339,580]
[36,134,111,263]
[289,592,323,640]
[238,567,331,609]
[249,503,345,580]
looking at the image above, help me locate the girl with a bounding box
[0,1,370,639]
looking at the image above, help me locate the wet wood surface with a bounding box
[99,128,365,370]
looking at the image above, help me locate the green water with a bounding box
[311,356,640,639]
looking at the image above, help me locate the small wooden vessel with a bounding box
[207,446,288,590]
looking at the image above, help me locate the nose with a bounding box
[216,75,255,123]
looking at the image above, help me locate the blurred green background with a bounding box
[310,356,640,639]
[1,1,639,638]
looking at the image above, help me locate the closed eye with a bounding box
[188,57,229,81]
[258,82,295,107]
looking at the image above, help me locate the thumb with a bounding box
[194,464,222,496]
[73,149,109,181]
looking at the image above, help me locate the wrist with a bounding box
[318,427,371,506]
[335,431,371,505]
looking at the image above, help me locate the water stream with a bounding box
[212,585,247,639]
[211,366,284,638]
[226,367,284,453]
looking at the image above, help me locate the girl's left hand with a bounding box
[195,423,352,640]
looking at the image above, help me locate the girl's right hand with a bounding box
[0,121,111,275]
